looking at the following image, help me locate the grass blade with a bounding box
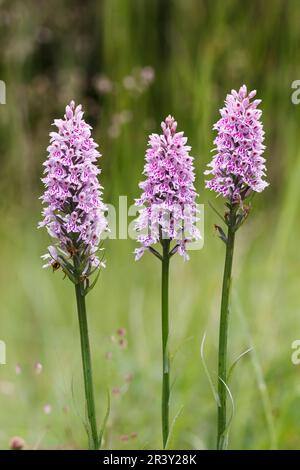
[98,389,110,449]
[200,332,220,407]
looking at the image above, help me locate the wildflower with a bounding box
[134,116,199,448]
[34,362,43,374]
[39,100,107,288]
[94,75,113,94]
[204,85,268,449]
[9,436,25,450]
[123,76,136,91]
[43,404,52,415]
[135,115,200,261]
[140,66,155,85]
[205,84,268,203]
[39,102,108,450]
[117,328,126,337]
[118,338,127,349]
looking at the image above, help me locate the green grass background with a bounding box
[0,0,300,449]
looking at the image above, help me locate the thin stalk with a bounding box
[161,239,170,449]
[217,207,236,450]
[74,260,98,450]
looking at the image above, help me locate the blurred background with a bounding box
[0,0,300,450]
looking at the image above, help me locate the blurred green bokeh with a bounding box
[0,0,300,450]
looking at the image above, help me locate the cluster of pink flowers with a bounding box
[205,85,268,202]
[134,115,200,260]
[39,101,107,275]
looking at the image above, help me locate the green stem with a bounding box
[74,263,98,450]
[161,239,170,449]
[217,207,236,450]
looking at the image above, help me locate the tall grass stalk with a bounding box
[217,204,236,449]
[161,239,170,448]
[74,264,99,450]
